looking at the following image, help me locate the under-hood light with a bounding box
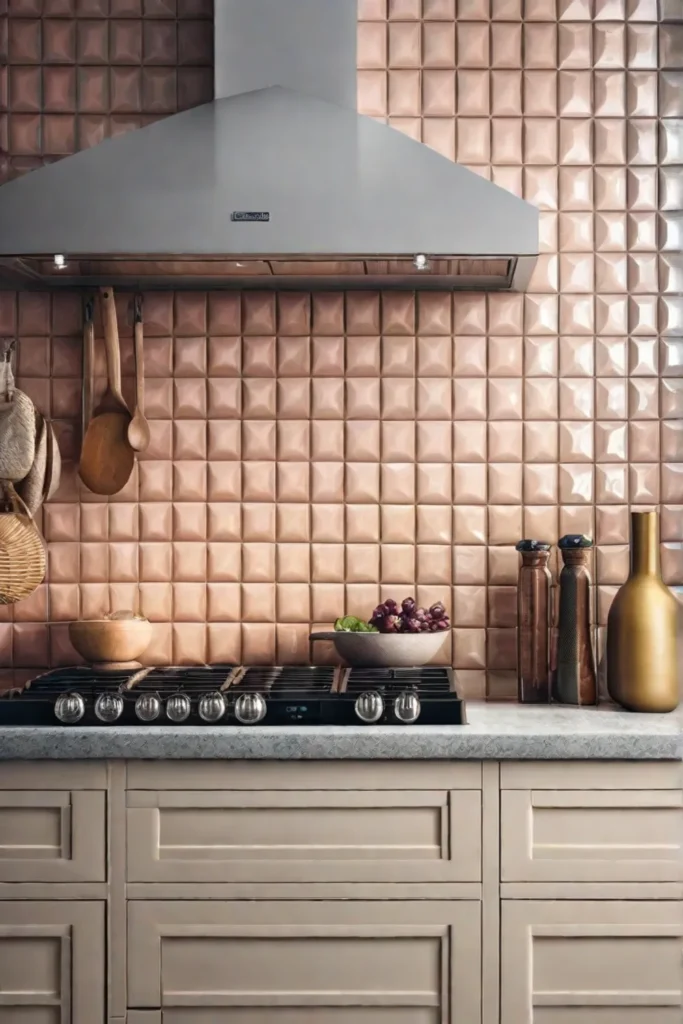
[413,254,430,271]
[53,254,67,270]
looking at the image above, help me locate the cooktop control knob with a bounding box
[166,693,191,723]
[54,692,85,725]
[354,690,384,724]
[234,692,266,725]
[393,690,421,724]
[198,691,226,723]
[135,692,161,723]
[94,693,124,723]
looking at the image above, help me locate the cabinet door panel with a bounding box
[0,791,105,882]
[0,902,104,1024]
[128,900,480,1023]
[501,789,682,883]
[501,900,683,1024]
[127,789,481,883]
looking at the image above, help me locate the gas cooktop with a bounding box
[0,665,466,727]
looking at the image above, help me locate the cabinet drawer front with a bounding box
[0,901,105,1024]
[127,789,481,883]
[0,791,105,882]
[501,789,683,883]
[501,761,683,790]
[128,899,480,1023]
[126,761,481,791]
[502,900,683,1024]
[0,763,107,790]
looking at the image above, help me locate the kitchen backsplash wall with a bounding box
[0,0,214,185]
[1,0,682,698]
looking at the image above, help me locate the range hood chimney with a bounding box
[0,0,539,291]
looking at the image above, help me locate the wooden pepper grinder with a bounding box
[552,535,597,706]
[515,540,552,703]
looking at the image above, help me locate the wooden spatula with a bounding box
[78,287,134,496]
[127,294,151,453]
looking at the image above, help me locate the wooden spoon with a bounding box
[127,294,151,453]
[43,420,61,503]
[78,287,134,496]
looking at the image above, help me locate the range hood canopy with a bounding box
[0,0,539,291]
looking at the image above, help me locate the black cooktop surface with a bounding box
[0,665,466,727]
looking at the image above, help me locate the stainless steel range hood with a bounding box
[0,0,538,291]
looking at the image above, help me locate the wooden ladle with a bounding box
[78,287,134,496]
[127,294,151,453]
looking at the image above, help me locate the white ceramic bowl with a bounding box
[309,630,447,668]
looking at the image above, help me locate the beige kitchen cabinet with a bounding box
[0,763,106,883]
[0,757,678,1024]
[501,788,683,883]
[126,786,481,885]
[0,900,105,1024]
[0,789,106,883]
[501,899,683,1024]
[500,762,683,885]
[127,899,481,1023]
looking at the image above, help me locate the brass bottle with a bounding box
[552,535,597,706]
[607,511,679,713]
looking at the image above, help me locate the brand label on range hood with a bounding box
[231,211,270,222]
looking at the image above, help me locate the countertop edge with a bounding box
[0,703,681,761]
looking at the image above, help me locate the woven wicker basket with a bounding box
[0,483,46,605]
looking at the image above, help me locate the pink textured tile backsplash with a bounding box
[1,0,682,696]
[1,286,681,696]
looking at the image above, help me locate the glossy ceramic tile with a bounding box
[2,8,213,178]
[3,1,681,696]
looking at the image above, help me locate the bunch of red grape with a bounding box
[369,597,450,634]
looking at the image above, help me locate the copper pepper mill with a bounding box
[515,540,552,703]
[552,534,597,706]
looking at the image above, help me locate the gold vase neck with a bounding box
[630,512,660,577]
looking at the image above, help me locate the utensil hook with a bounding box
[1,338,17,403]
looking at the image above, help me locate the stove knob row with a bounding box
[166,693,191,723]
[354,690,384,724]
[54,692,85,725]
[198,691,226,723]
[393,690,421,724]
[234,692,267,725]
[135,692,161,723]
[94,693,124,723]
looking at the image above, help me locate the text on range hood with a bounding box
[0,0,539,291]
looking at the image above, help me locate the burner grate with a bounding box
[344,666,457,696]
[0,663,466,727]
[233,666,336,693]
[130,666,237,693]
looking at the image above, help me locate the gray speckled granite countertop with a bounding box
[0,703,681,759]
